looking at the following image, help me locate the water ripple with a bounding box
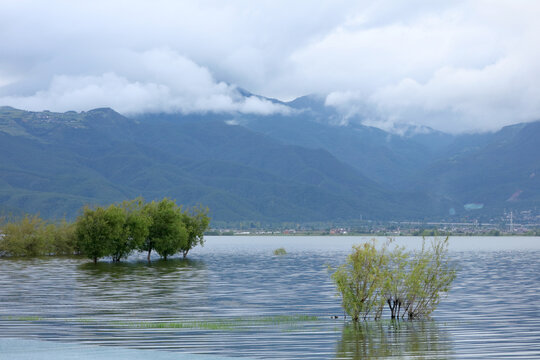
[0,237,539,359]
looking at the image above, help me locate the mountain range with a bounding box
[0,96,538,224]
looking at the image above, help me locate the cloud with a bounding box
[369,55,540,133]
[0,49,291,115]
[1,1,540,132]
[315,2,540,133]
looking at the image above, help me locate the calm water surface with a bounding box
[0,236,539,359]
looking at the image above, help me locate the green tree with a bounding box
[107,199,150,262]
[330,240,388,321]
[51,219,77,255]
[330,237,457,321]
[402,237,456,319]
[382,243,409,319]
[41,219,77,256]
[180,206,210,258]
[75,206,123,263]
[143,198,187,261]
[0,215,77,257]
[0,215,48,256]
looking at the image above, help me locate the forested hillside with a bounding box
[1,104,538,223]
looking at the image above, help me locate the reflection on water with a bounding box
[336,321,452,360]
[0,236,539,359]
[75,258,209,319]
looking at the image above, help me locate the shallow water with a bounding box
[0,236,539,359]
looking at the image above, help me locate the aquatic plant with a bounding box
[273,247,287,255]
[6,314,320,333]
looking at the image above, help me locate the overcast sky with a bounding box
[1,0,539,133]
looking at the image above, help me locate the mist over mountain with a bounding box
[1,98,538,224]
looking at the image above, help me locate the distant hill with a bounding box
[415,121,540,217]
[232,96,540,219]
[0,106,413,222]
[0,103,538,223]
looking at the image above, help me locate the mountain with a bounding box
[229,95,540,219]
[0,102,538,224]
[0,106,413,222]
[237,95,447,189]
[416,121,540,217]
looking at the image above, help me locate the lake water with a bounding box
[0,236,539,359]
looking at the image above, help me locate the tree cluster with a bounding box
[330,237,456,321]
[0,198,210,263]
[0,215,76,257]
[75,198,210,263]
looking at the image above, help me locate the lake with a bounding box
[0,236,539,359]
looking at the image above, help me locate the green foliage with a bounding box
[402,237,457,319]
[143,198,187,261]
[75,206,119,263]
[0,215,49,256]
[382,242,409,319]
[109,199,150,262]
[180,205,210,258]
[44,219,77,255]
[1,198,208,262]
[273,247,287,255]
[330,240,388,321]
[330,237,457,321]
[0,215,76,256]
[75,200,152,263]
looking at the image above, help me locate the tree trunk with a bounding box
[147,249,151,262]
[388,299,396,319]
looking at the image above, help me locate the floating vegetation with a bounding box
[6,316,43,321]
[2,314,320,332]
[273,247,287,255]
[115,314,319,331]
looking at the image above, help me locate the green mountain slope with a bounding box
[1,104,537,222]
[416,121,540,217]
[0,106,410,222]
[239,96,444,189]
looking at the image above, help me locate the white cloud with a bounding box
[318,1,540,133]
[0,49,291,115]
[1,1,540,132]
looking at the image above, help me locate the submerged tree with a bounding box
[75,201,150,263]
[46,218,77,256]
[330,237,457,321]
[142,198,188,261]
[109,199,150,262]
[382,243,409,319]
[180,205,210,259]
[402,237,456,319]
[75,206,121,264]
[4,198,209,262]
[0,215,77,257]
[0,215,48,257]
[330,240,389,321]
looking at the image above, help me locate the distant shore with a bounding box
[205,230,540,237]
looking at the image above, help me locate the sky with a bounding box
[1,0,540,133]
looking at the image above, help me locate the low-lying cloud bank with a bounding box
[0,49,290,116]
